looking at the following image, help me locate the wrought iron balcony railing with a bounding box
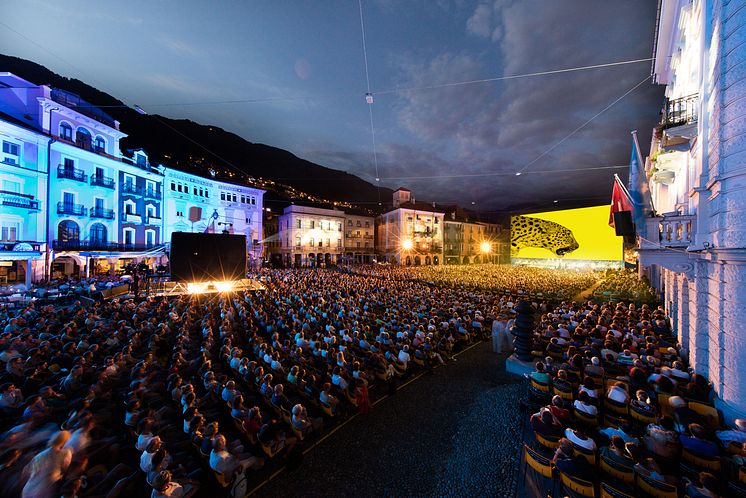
[57,165,88,182]
[57,202,87,216]
[52,240,158,252]
[90,175,115,189]
[661,94,699,129]
[143,188,161,199]
[90,207,115,219]
[120,183,142,195]
[0,190,40,210]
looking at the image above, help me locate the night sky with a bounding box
[2,0,664,213]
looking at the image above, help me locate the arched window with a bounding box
[94,136,106,153]
[90,223,107,246]
[76,128,92,149]
[58,220,80,243]
[59,122,73,141]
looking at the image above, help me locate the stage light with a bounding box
[480,241,491,254]
[215,281,234,293]
[402,239,413,250]
[515,172,522,176]
[187,282,207,294]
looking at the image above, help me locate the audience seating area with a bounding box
[521,299,746,498]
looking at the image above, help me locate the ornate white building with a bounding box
[637,0,746,420]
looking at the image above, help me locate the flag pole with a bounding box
[614,174,634,202]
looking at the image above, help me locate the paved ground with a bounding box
[254,342,527,498]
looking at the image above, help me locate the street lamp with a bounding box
[480,241,491,254]
[402,239,413,251]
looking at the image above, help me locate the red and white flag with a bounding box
[609,177,633,228]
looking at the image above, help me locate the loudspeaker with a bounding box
[170,232,247,282]
[613,211,635,236]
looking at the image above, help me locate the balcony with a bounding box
[57,202,87,216]
[121,211,142,223]
[52,240,157,252]
[120,183,142,195]
[90,207,115,220]
[90,175,115,189]
[145,215,162,225]
[143,188,161,199]
[661,94,698,130]
[0,190,40,210]
[659,214,696,248]
[57,165,88,182]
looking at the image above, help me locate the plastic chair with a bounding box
[524,444,555,478]
[600,481,635,498]
[570,443,597,466]
[599,453,634,484]
[535,432,561,450]
[603,413,627,429]
[604,397,629,416]
[629,405,657,425]
[635,471,677,498]
[559,470,595,498]
[573,407,599,427]
[553,385,574,403]
[681,448,721,472]
[688,401,721,430]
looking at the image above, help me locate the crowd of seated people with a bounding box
[592,269,658,304]
[524,299,746,497]
[0,266,546,497]
[343,264,600,300]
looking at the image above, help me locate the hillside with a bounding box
[0,54,392,208]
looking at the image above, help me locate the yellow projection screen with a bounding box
[510,205,622,267]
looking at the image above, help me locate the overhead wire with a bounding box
[372,57,654,96]
[516,74,653,175]
[358,0,381,204]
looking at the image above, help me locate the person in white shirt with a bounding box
[565,428,597,451]
[209,435,262,477]
[398,345,411,369]
[606,383,630,405]
[140,437,162,473]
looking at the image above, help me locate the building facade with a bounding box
[277,205,345,267]
[0,115,48,285]
[343,213,375,264]
[637,0,746,420]
[376,189,444,265]
[443,208,509,265]
[162,167,264,267]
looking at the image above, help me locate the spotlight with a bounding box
[215,281,234,293]
[402,240,413,250]
[480,241,491,254]
[515,172,522,176]
[187,282,207,294]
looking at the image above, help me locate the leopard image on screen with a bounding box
[510,215,580,257]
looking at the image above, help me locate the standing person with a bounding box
[21,430,73,498]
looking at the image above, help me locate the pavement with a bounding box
[254,341,527,498]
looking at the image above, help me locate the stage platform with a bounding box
[147,278,266,297]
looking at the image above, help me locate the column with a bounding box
[25,259,32,288]
[689,260,710,377]
[676,275,690,354]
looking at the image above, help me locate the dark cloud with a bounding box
[376,0,663,212]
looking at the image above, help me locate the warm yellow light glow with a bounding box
[187,282,208,294]
[480,241,491,254]
[402,239,413,250]
[215,281,234,293]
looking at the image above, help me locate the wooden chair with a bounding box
[600,481,635,498]
[535,432,561,450]
[599,453,634,484]
[635,471,678,498]
[681,447,721,472]
[559,470,595,498]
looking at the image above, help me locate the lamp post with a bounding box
[480,241,492,264]
[401,239,413,266]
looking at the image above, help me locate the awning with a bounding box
[0,251,43,261]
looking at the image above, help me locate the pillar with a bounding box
[24,259,32,288]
